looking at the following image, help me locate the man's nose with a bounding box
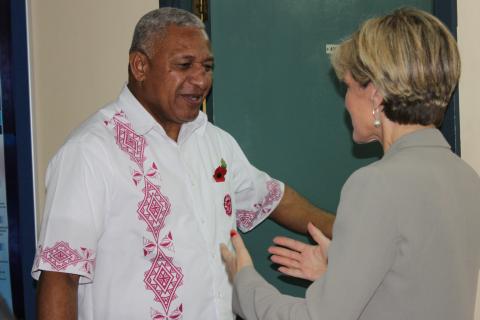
[189,64,211,89]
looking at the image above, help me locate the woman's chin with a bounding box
[352,133,379,145]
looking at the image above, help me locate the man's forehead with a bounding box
[157,26,213,58]
[164,42,213,59]
[162,25,209,43]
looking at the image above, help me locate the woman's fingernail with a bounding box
[230,230,237,238]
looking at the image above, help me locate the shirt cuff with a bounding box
[31,242,96,284]
[236,179,285,232]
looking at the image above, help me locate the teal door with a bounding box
[210,0,433,297]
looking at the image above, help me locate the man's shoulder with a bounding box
[51,101,122,167]
[204,121,238,143]
[65,101,119,145]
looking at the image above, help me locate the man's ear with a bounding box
[129,51,149,82]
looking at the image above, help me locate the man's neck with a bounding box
[127,81,181,142]
[161,123,181,142]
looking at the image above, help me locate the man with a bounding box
[33,8,334,320]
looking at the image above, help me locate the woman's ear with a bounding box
[368,82,385,111]
[129,51,149,82]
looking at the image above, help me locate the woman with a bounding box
[220,8,480,320]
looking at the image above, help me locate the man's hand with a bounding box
[220,230,254,283]
[269,222,330,281]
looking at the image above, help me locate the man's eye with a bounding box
[204,64,214,71]
[177,63,191,69]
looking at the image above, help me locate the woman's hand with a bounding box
[220,230,254,283]
[269,222,330,281]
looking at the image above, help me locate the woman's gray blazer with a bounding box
[233,128,480,320]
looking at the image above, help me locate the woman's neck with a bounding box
[380,118,434,152]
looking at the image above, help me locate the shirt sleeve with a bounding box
[233,166,399,319]
[32,139,112,284]
[227,137,285,233]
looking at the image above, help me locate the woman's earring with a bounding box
[372,107,381,128]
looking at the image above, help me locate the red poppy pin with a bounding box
[213,158,227,182]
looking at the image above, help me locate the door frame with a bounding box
[0,0,37,319]
[434,1,460,155]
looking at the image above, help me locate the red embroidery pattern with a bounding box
[151,304,183,320]
[265,179,283,203]
[113,117,146,169]
[224,194,232,216]
[159,232,175,252]
[236,180,282,231]
[38,242,95,274]
[133,163,158,186]
[138,179,183,314]
[138,179,171,238]
[144,238,157,259]
[79,247,95,274]
[236,210,257,230]
[108,111,183,317]
[145,250,183,312]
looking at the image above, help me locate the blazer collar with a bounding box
[385,128,451,157]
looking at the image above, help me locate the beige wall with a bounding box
[459,2,480,318]
[458,0,480,175]
[28,0,158,224]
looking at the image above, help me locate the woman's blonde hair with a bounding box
[331,8,460,127]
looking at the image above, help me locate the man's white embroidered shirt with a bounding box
[32,86,284,320]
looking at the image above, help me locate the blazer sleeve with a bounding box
[233,166,399,320]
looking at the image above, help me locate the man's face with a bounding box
[134,25,213,132]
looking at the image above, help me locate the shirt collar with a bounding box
[116,84,208,140]
[385,128,451,157]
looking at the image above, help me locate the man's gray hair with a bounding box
[130,7,206,57]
